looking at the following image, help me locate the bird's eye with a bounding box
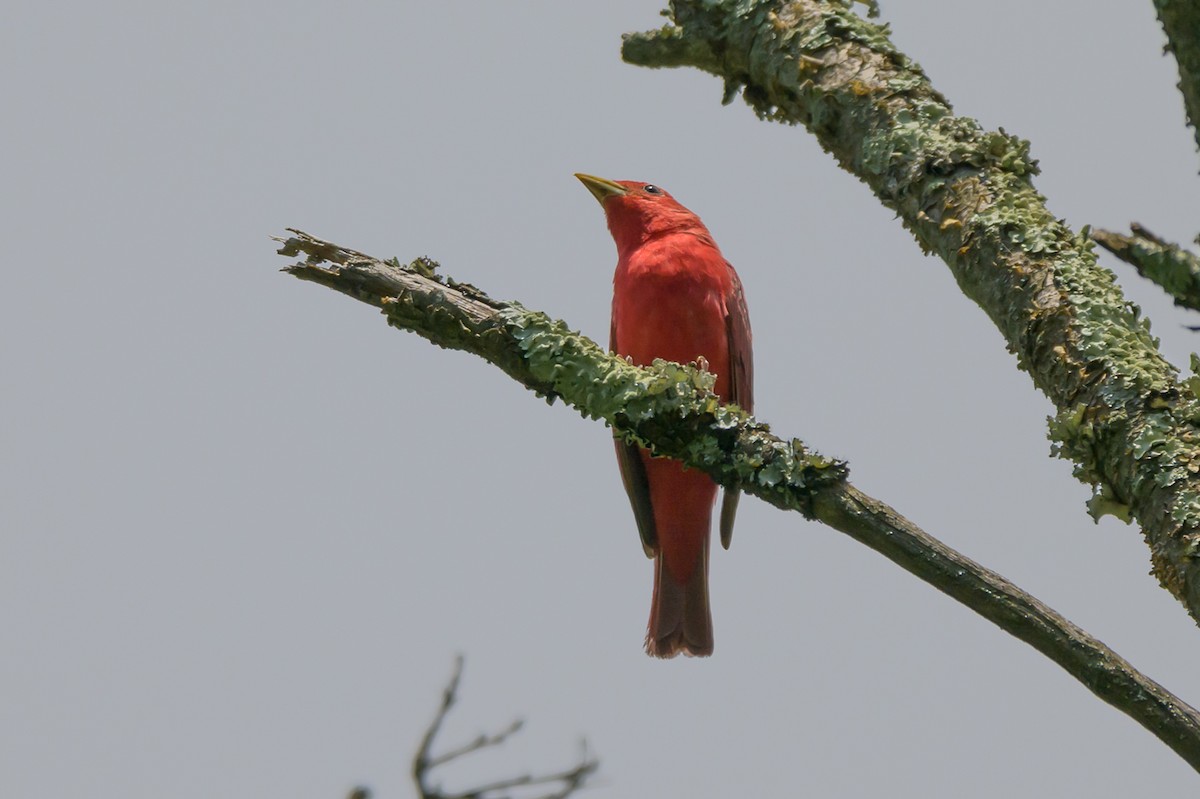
[643,184,662,195]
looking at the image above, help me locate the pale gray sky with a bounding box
[4,1,1200,796]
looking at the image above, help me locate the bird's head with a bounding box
[574,173,710,255]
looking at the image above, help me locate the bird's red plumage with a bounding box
[578,176,753,658]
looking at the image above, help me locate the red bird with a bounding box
[576,173,753,658]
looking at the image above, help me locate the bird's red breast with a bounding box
[576,174,753,658]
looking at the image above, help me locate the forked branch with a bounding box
[411,657,597,799]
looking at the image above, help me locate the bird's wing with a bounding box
[612,316,657,558]
[720,263,754,550]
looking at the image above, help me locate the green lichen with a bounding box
[1153,0,1200,155]
[1093,226,1200,312]
[1087,488,1133,524]
[499,305,846,514]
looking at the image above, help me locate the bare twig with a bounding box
[412,656,466,786]
[426,718,524,771]
[410,657,598,799]
[281,231,1200,772]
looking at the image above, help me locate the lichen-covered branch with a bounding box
[1093,223,1200,312]
[1154,0,1200,156]
[279,230,1200,772]
[622,0,1200,637]
[278,229,847,510]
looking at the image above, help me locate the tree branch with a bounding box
[1153,0,1200,157]
[279,230,1200,772]
[1093,223,1200,313]
[622,0,1200,641]
[408,656,597,799]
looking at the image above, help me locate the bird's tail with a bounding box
[645,546,713,658]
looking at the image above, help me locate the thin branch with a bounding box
[426,719,524,771]
[1153,0,1200,157]
[279,231,1200,772]
[440,751,596,799]
[412,655,465,787]
[622,0,1200,650]
[408,656,598,799]
[1093,223,1200,313]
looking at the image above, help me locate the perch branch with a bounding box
[280,229,1200,772]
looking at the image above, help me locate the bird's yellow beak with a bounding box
[575,173,628,205]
